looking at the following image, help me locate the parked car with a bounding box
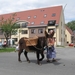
[0,42,2,46]
[69,43,74,47]
[2,41,7,47]
[0,41,7,49]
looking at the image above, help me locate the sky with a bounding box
[0,0,75,24]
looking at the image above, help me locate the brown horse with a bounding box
[18,37,46,65]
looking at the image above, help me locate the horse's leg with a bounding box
[39,51,44,61]
[24,51,30,63]
[36,51,41,65]
[18,49,23,62]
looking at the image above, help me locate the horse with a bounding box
[18,36,47,65]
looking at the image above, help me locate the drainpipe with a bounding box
[55,24,58,46]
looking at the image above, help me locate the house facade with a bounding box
[65,26,74,45]
[0,5,66,46]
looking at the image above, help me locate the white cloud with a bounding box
[0,0,75,23]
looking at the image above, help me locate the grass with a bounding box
[0,47,15,53]
[56,45,65,47]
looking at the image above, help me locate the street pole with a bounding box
[64,4,67,11]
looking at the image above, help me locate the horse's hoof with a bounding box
[27,60,30,63]
[18,60,22,62]
[47,60,52,63]
[37,61,42,65]
[38,63,42,65]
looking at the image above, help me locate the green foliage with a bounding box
[1,21,16,37]
[66,20,75,31]
[0,47,15,53]
[0,13,18,46]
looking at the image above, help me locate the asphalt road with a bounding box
[0,47,75,75]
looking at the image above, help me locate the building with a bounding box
[65,26,75,46]
[65,26,74,45]
[0,5,65,46]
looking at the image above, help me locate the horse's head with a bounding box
[37,37,47,50]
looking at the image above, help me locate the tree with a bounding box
[66,20,75,31]
[0,13,18,46]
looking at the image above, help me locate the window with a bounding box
[38,29,43,33]
[61,30,62,34]
[21,30,28,34]
[22,23,27,28]
[61,22,62,26]
[16,17,20,21]
[31,22,34,25]
[40,21,44,24]
[44,14,47,17]
[61,38,62,42]
[31,29,35,34]
[34,16,37,18]
[48,20,56,26]
[49,21,53,24]
[15,24,20,28]
[64,31,65,34]
[28,16,30,19]
[52,13,56,17]
[13,38,17,42]
[40,9,45,12]
[11,30,17,35]
[64,38,65,42]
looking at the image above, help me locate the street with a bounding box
[0,47,75,75]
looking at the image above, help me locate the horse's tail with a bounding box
[19,37,26,49]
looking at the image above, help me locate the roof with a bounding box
[66,26,73,35]
[0,6,62,26]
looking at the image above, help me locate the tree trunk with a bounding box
[6,38,8,47]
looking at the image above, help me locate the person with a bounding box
[46,30,57,62]
[15,44,19,52]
